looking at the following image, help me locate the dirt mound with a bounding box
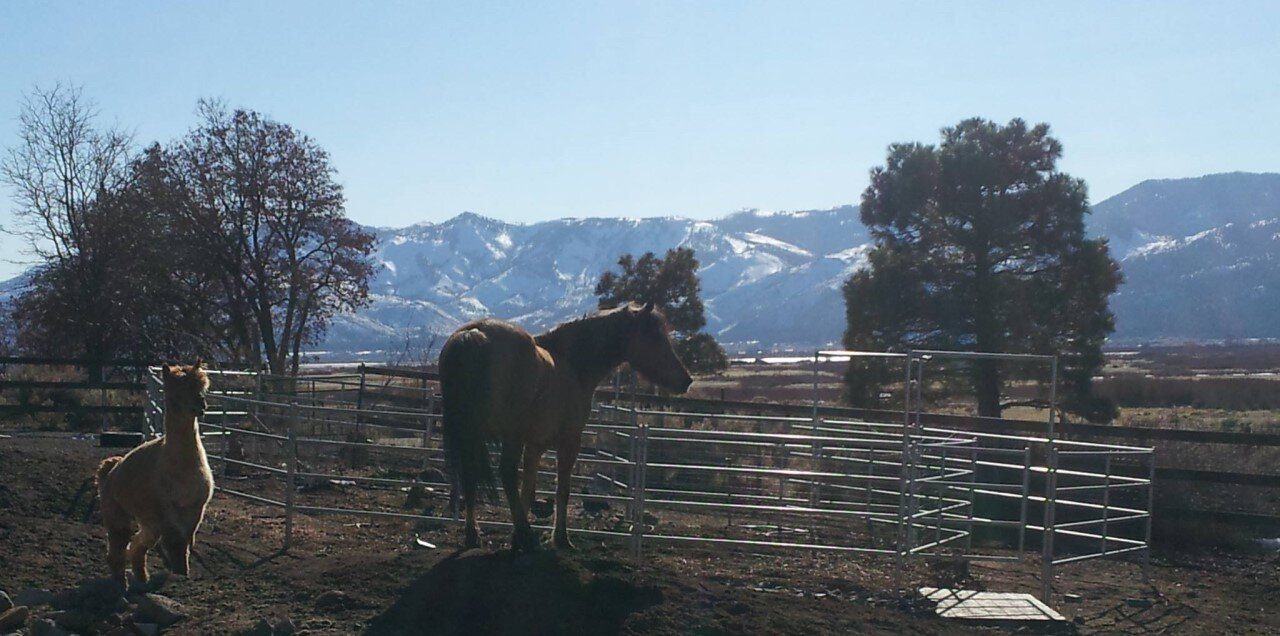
[367,549,661,635]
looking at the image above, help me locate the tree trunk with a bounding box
[973,359,1002,418]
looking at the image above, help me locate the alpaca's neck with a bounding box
[162,413,205,463]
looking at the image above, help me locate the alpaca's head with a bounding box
[163,359,210,417]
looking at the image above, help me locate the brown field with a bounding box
[4,434,1280,634]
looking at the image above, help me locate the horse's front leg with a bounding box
[553,437,581,550]
[521,445,542,518]
[500,440,539,552]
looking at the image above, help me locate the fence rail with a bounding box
[333,364,1280,488]
[341,365,1280,447]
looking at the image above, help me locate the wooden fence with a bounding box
[0,356,148,421]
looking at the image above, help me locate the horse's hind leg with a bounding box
[501,440,539,551]
[463,498,480,549]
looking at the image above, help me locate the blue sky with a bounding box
[1,1,1278,278]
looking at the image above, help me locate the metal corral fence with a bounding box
[143,351,1154,602]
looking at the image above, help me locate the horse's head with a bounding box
[623,303,693,394]
[163,359,210,417]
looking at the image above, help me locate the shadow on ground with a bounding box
[366,548,663,635]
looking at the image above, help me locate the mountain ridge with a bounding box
[4,173,1280,355]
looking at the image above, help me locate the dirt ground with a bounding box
[2,434,1279,635]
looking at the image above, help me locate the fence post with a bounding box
[630,422,648,558]
[1048,356,1059,437]
[1101,453,1112,556]
[1018,445,1031,555]
[96,362,108,435]
[810,351,821,507]
[145,368,161,438]
[628,380,639,522]
[1143,451,1155,582]
[355,364,367,424]
[251,370,263,425]
[1040,441,1058,602]
[893,357,913,596]
[284,403,298,551]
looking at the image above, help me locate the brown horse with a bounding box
[440,302,692,551]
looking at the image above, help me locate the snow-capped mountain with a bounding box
[324,206,868,354]
[335,172,1280,353]
[5,173,1280,354]
[1092,173,1280,342]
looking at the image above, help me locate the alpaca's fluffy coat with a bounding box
[97,362,213,587]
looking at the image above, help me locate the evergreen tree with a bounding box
[844,118,1121,420]
[596,247,728,374]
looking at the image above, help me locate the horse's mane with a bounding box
[535,304,664,379]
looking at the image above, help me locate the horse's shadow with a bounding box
[365,548,663,636]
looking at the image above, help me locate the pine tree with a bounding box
[596,247,728,374]
[844,118,1122,420]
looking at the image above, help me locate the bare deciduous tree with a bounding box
[1,84,132,266]
[166,100,376,374]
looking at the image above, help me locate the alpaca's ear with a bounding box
[193,357,204,370]
[162,363,176,378]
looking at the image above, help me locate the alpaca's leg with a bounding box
[187,505,207,550]
[553,437,581,550]
[128,526,159,585]
[101,496,131,588]
[106,525,131,588]
[161,526,190,576]
[500,440,538,551]
[180,505,207,572]
[520,445,542,517]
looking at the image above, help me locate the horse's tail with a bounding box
[440,328,497,504]
[95,456,122,492]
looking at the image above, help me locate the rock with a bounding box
[245,618,275,636]
[134,593,188,627]
[14,588,54,607]
[404,485,427,508]
[130,624,160,636]
[46,609,92,632]
[313,590,350,611]
[418,467,446,483]
[54,578,125,611]
[29,618,70,636]
[0,591,10,612]
[0,606,28,632]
